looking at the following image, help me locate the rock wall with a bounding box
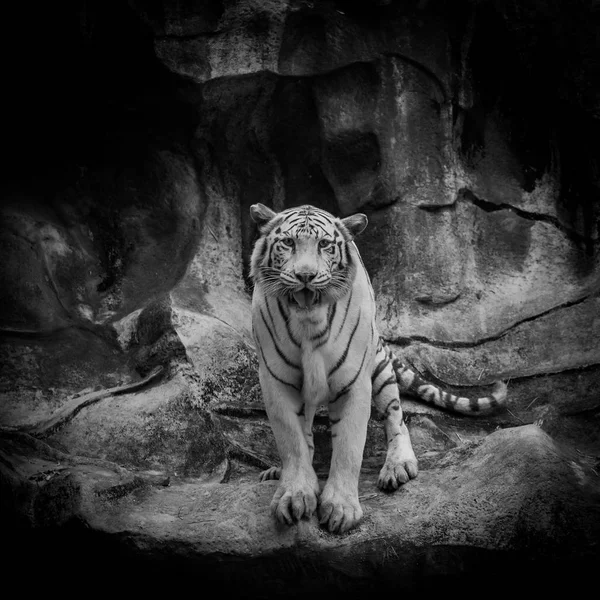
[146,0,600,389]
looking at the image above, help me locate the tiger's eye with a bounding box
[281,237,295,247]
[318,239,332,249]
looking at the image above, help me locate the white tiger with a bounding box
[250,203,506,533]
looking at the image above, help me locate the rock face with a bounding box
[1,0,599,592]
[149,0,600,387]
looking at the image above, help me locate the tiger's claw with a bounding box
[270,476,319,524]
[318,485,363,533]
[259,466,281,482]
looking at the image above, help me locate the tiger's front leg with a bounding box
[260,370,320,525]
[319,379,371,533]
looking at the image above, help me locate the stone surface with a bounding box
[0,145,203,422]
[0,152,201,332]
[165,0,600,385]
[2,425,599,593]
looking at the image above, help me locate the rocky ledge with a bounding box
[2,423,598,595]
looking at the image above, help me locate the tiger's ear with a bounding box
[341,213,368,238]
[250,203,277,227]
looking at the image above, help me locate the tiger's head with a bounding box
[250,204,368,311]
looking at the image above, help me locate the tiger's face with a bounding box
[250,204,368,311]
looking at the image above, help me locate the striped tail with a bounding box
[388,349,507,416]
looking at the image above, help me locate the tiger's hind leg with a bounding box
[372,347,418,491]
[376,393,418,491]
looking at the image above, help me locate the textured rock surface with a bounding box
[148,0,600,390]
[1,0,600,592]
[3,425,599,593]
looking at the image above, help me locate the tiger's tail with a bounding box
[388,350,507,415]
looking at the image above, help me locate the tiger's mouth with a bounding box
[289,288,320,310]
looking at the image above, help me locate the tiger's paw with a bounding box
[270,473,319,525]
[259,466,281,482]
[377,456,418,491]
[318,484,363,534]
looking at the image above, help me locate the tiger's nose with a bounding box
[296,271,316,284]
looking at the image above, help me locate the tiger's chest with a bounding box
[255,294,374,406]
[294,315,339,406]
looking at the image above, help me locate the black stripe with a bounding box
[267,241,276,268]
[330,345,369,405]
[342,240,350,267]
[257,344,301,391]
[469,396,481,412]
[408,371,430,393]
[315,302,337,349]
[284,221,302,230]
[383,398,399,415]
[311,301,337,344]
[371,357,390,382]
[291,209,332,224]
[265,299,277,335]
[312,222,330,236]
[260,307,300,370]
[440,391,452,410]
[310,324,329,341]
[374,375,397,397]
[328,310,361,377]
[309,210,334,222]
[315,337,329,350]
[334,289,353,341]
[328,302,337,326]
[277,298,300,347]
